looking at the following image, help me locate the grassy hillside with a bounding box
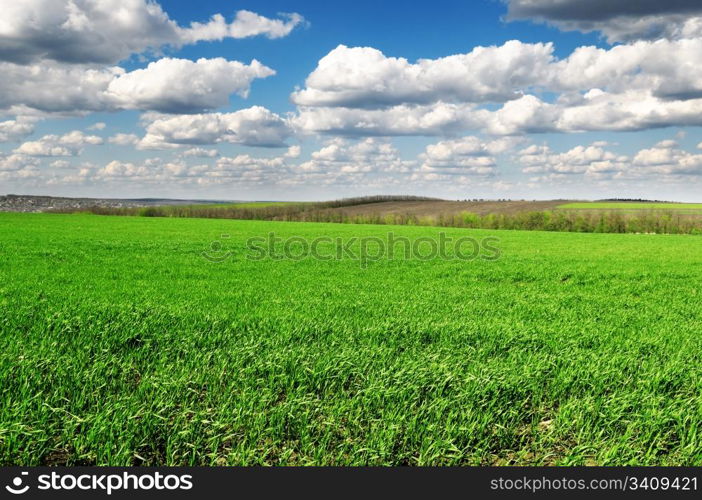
[1,213,701,465]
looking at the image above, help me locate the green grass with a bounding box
[559,202,702,212]
[1,213,701,466]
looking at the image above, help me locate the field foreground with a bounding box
[1,213,701,465]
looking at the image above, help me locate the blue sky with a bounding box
[1,0,702,201]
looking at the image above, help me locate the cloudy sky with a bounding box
[2,0,702,201]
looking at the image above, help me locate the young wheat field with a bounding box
[1,213,701,465]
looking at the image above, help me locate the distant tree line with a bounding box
[51,196,702,235]
[297,210,702,235]
[599,198,675,203]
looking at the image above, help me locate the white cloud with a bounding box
[284,145,301,159]
[632,141,702,175]
[518,143,629,178]
[0,2,305,64]
[0,3,291,116]
[105,57,274,113]
[57,130,104,146]
[292,42,555,107]
[551,39,702,100]
[108,133,140,146]
[94,157,203,182]
[485,95,560,135]
[419,136,523,176]
[85,151,295,186]
[0,61,121,114]
[0,117,36,142]
[215,154,286,172]
[98,160,152,179]
[0,153,39,171]
[0,0,179,64]
[293,102,487,136]
[291,38,702,136]
[296,91,702,137]
[554,90,702,132]
[517,139,702,182]
[182,147,219,158]
[138,106,292,149]
[0,57,274,114]
[15,144,75,157]
[182,11,306,43]
[87,122,106,130]
[49,159,72,168]
[14,130,103,156]
[298,139,413,181]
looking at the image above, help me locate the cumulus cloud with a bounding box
[0,1,305,64]
[517,139,702,182]
[0,117,36,142]
[182,11,306,43]
[0,153,39,171]
[295,139,414,189]
[90,157,252,184]
[551,39,702,100]
[0,57,274,114]
[291,42,554,107]
[85,151,296,186]
[108,133,140,146]
[284,145,302,158]
[293,102,488,136]
[295,90,702,137]
[138,106,292,149]
[419,136,523,176]
[49,159,72,169]
[0,3,293,117]
[97,159,163,180]
[292,37,702,136]
[554,91,702,132]
[105,58,274,113]
[0,62,120,114]
[216,155,284,169]
[14,130,103,156]
[504,0,702,42]
[11,135,702,193]
[182,147,219,158]
[293,39,678,110]
[517,143,629,178]
[632,140,702,175]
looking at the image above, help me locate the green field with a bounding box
[559,202,702,213]
[1,213,702,465]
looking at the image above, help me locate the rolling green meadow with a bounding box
[1,212,702,466]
